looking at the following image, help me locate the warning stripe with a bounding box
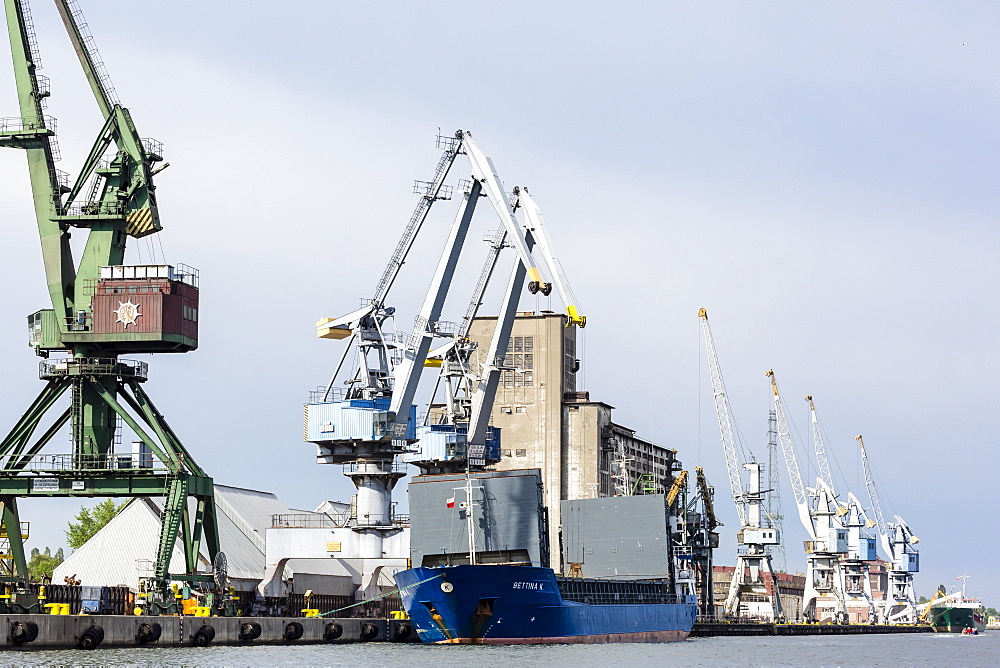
[125,208,160,238]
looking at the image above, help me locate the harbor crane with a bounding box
[413,184,585,474]
[306,131,584,560]
[857,435,919,623]
[699,310,783,621]
[0,0,221,612]
[806,396,877,622]
[767,371,848,622]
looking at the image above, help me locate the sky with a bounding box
[0,1,997,604]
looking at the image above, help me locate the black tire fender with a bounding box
[136,622,162,644]
[193,624,215,646]
[324,622,343,641]
[79,625,104,650]
[393,622,412,640]
[360,621,380,641]
[10,620,38,644]
[239,621,262,641]
[284,621,304,641]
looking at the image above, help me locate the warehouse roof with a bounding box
[53,484,291,590]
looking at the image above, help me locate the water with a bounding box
[0,633,995,667]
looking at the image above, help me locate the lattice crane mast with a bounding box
[857,435,919,623]
[699,310,782,620]
[766,371,847,622]
[0,0,221,611]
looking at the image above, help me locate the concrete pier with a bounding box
[693,622,933,637]
[1,615,418,650]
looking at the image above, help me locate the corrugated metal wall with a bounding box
[561,495,671,580]
[408,469,548,567]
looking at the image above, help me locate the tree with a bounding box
[65,499,125,549]
[27,546,63,582]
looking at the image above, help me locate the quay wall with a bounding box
[1,615,418,650]
[693,622,933,637]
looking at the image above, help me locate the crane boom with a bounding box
[461,134,546,290]
[767,370,816,539]
[695,467,718,532]
[856,435,888,547]
[3,0,74,316]
[806,396,836,496]
[854,434,891,536]
[807,396,847,516]
[699,309,747,527]
[54,0,117,116]
[515,188,586,326]
[371,134,460,307]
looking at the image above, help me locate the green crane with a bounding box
[0,0,221,612]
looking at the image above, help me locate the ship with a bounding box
[923,578,986,633]
[395,564,697,644]
[924,596,986,633]
[394,468,709,645]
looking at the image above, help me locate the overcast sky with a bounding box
[0,1,997,603]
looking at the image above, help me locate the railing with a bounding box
[141,137,163,159]
[271,513,350,529]
[39,357,148,381]
[413,179,453,200]
[63,0,121,106]
[64,313,91,332]
[342,459,408,476]
[172,263,199,288]
[8,452,168,472]
[60,200,123,217]
[556,578,682,606]
[0,115,55,134]
[35,74,50,99]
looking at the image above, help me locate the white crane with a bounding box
[857,435,919,623]
[306,130,553,559]
[807,396,876,622]
[699,310,782,621]
[766,371,847,622]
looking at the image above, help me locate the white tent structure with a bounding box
[54,485,293,591]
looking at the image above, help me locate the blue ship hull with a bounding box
[395,564,697,644]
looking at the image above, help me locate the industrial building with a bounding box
[712,566,806,622]
[467,311,683,571]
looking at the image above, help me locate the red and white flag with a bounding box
[446,497,455,509]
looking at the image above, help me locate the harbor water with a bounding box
[0,632,995,666]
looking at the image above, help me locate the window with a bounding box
[513,354,522,368]
[523,354,533,369]
[515,406,526,414]
[515,449,527,457]
[504,354,513,367]
[514,373,523,388]
[524,336,533,352]
[504,370,513,389]
[501,406,512,414]
[502,449,511,457]
[513,336,523,352]
[523,372,533,387]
